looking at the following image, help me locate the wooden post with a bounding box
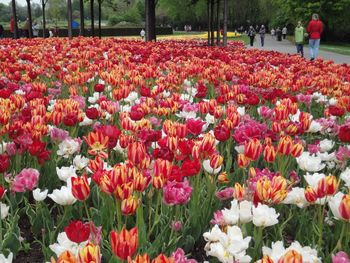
[67,0,73,39]
[11,0,19,39]
[80,0,85,36]
[223,0,227,46]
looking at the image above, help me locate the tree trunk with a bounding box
[26,0,33,38]
[11,0,19,39]
[90,0,95,37]
[67,0,73,39]
[79,0,85,36]
[207,0,210,46]
[223,0,227,46]
[42,0,46,37]
[145,0,156,41]
[210,0,215,46]
[98,0,102,39]
[216,0,220,45]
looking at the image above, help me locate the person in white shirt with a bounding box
[282,26,287,39]
[140,29,145,40]
[32,22,39,37]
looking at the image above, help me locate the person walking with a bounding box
[307,13,323,61]
[32,22,39,37]
[271,28,275,39]
[276,27,282,41]
[140,29,145,40]
[294,21,305,57]
[282,26,287,39]
[259,25,266,47]
[247,26,256,47]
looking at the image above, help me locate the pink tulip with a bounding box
[308,143,321,154]
[12,168,40,192]
[50,127,69,142]
[296,94,312,106]
[171,248,198,263]
[210,210,224,225]
[163,179,192,206]
[332,252,350,263]
[258,106,273,119]
[215,187,234,200]
[171,221,183,232]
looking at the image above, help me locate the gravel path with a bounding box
[246,35,350,65]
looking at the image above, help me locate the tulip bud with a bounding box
[291,142,304,157]
[52,250,78,263]
[324,175,339,196]
[237,153,249,168]
[71,174,90,201]
[151,254,174,263]
[256,178,271,202]
[234,183,245,200]
[272,189,288,204]
[339,194,350,220]
[263,144,276,163]
[210,154,224,169]
[244,138,263,161]
[277,136,293,155]
[128,142,146,166]
[304,186,317,203]
[259,255,274,263]
[121,196,139,216]
[218,172,229,183]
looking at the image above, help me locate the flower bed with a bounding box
[0,37,350,263]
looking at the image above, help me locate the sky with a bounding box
[0,0,40,5]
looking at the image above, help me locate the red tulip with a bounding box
[71,174,90,201]
[110,227,138,260]
[0,154,10,173]
[64,220,90,243]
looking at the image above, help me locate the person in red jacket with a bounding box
[307,13,323,61]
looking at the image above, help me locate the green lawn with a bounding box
[320,43,350,56]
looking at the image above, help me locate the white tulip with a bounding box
[124,91,138,104]
[319,139,334,152]
[0,252,13,263]
[56,165,77,182]
[203,159,221,175]
[304,172,325,188]
[328,192,345,220]
[296,152,325,172]
[205,242,232,263]
[49,232,87,257]
[340,167,350,188]
[222,200,240,225]
[48,186,77,206]
[33,188,48,202]
[307,120,322,133]
[226,225,251,256]
[262,241,285,262]
[57,138,80,158]
[252,203,279,227]
[73,155,89,170]
[203,224,228,244]
[239,200,253,223]
[205,113,215,124]
[0,202,9,219]
[282,187,309,208]
[237,107,245,116]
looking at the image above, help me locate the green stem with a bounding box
[115,199,122,231]
[147,190,162,239]
[0,203,2,251]
[54,206,70,238]
[331,221,347,254]
[253,227,264,261]
[317,203,326,251]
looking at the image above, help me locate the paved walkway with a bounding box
[247,35,350,64]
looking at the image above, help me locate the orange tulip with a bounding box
[277,136,293,155]
[218,172,229,183]
[237,153,249,168]
[110,227,138,260]
[291,142,304,158]
[128,254,151,263]
[263,144,276,163]
[51,251,78,263]
[259,255,274,263]
[278,250,302,263]
[210,154,224,169]
[127,142,147,166]
[151,254,175,263]
[84,131,109,159]
[234,183,245,200]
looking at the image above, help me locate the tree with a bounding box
[216,0,220,45]
[11,0,19,39]
[97,0,103,38]
[145,0,156,41]
[223,0,227,46]
[26,0,33,37]
[68,0,73,39]
[41,0,49,37]
[90,0,94,36]
[79,0,84,36]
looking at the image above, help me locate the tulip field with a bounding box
[1,37,350,263]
